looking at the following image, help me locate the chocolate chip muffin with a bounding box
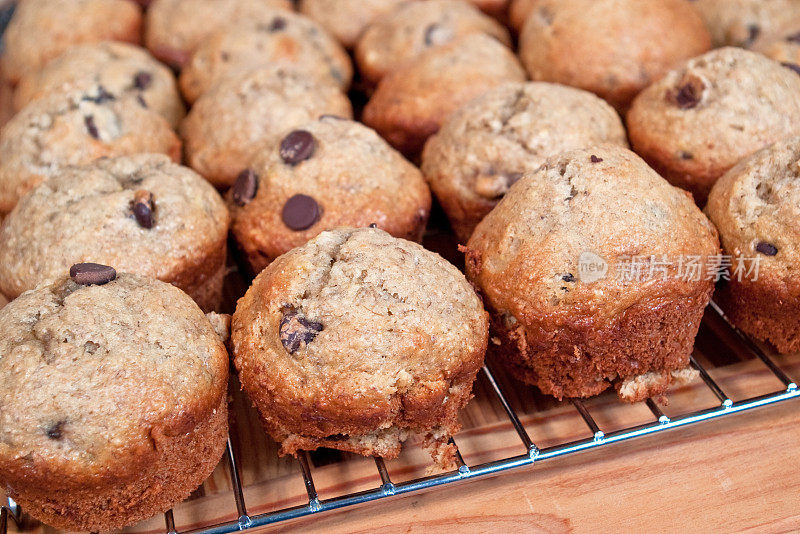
[228,116,432,274]
[181,66,353,189]
[518,0,711,112]
[14,41,185,128]
[0,268,229,531]
[0,154,229,312]
[464,145,720,401]
[705,137,800,354]
[231,227,488,463]
[179,11,353,104]
[298,0,411,49]
[363,33,525,156]
[355,0,511,85]
[145,0,293,68]
[421,82,628,242]
[0,84,181,216]
[1,0,142,85]
[627,47,800,205]
[690,0,800,48]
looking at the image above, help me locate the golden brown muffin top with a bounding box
[466,145,720,324]
[706,137,800,284]
[0,272,228,485]
[0,154,229,300]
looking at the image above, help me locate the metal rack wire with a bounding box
[2,301,798,534]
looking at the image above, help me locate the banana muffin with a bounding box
[627,47,800,205]
[363,33,525,156]
[0,84,181,216]
[705,137,800,354]
[464,145,720,401]
[421,82,628,242]
[0,268,229,531]
[355,0,511,85]
[181,66,353,189]
[231,227,488,462]
[690,0,800,48]
[14,41,185,127]
[518,0,711,112]
[298,0,412,49]
[145,0,293,68]
[228,116,432,273]
[1,0,142,85]
[0,155,229,312]
[179,11,352,103]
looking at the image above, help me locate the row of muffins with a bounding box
[0,0,799,531]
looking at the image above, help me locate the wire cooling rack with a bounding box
[1,301,798,534]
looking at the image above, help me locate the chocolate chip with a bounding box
[268,16,286,31]
[673,81,703,109]
[781,62,800,76]
[69,263,117,286]
[562,273,575,282]
[132,190,155,229]
[133,71,152,90]
[279,130,316,165]
[590,155,603,163]
[746,24,761,45]
[679,151,694,160]
[82,85,115,104]
[786,31,800,44]
[424,23,439,46]
[232,169,258,206]
[369,223,378,228]
[136,94,148,108]
[755,242,778,256]
[280,310,323,354]
[46,420,66,440]
[84,115,100,139]
[282,194,321,230]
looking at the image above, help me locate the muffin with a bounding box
[14,41,185,127]
[421,82,628,242]
[464,145,720,401]
[231,227,488,463]
[181,66,353,189]
[0,84,181,216]
[518,0,711,112]
[363,33,525,156]
[752,25,800,65]
[355,0,511,85]
[705,137,800,354]
[0,155,229,312]
[0,268,229,531]
[627,47,800,205]
[144,0,293,68]
[1,0,142,85]
[228,116,432,273]
[690,0,800,48]
[298,0,412,49]
[179,11,353,103]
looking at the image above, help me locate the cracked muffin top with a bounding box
[0,155,229,300]
[14,41,185,128]
[228,116,431,273]
[690,0,800,48]
[627,47,800,204]
[421,82,628,242]
[231,227,488,435]
[298,0,411,49]
[145,0,293,67]
[466,145,720,324]
[180,66,353,188]
[706,136,800,283]
[179,10,352,103]
[1,0,142,84]
[355,0,511,84]
[0,84,181,216]
[0,271,228,482]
